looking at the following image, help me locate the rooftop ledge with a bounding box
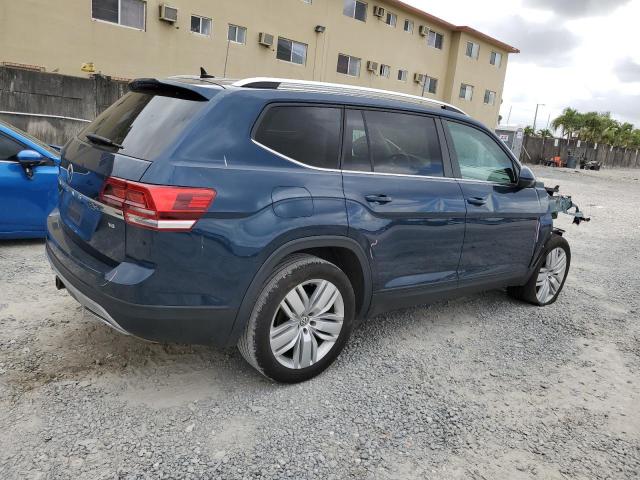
[387,0,520,54]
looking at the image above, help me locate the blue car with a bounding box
[47,77,575,382]
[0,120,61,239]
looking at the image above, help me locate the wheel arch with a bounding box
[226,236,372,346]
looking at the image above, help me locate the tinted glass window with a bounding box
[92,0,118,23]
[79,92,206,161]
[446,121,515,184]
[0,134,24,161]
[342,110,371,172]
[255,106,342,169]
[364,110,444,176]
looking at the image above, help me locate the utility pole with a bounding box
[506,105,513,125]
[532,103,545,133]
[223,39,231,77]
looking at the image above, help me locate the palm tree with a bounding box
[551,108,581,140]
[524,125,535,137]
[578,112,611,143]
[537,128,553,138]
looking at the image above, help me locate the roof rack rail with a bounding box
[232,77,467,115]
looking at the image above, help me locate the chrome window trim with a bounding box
[251,138,459,183]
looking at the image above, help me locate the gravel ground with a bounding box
[1,166,639,480]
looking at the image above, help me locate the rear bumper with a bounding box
[46,240,238,347]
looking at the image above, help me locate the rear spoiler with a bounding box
[128,78,210,101]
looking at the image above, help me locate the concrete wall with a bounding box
[0,0,515,127]
[0,67,127,145]
[521,136,640,169]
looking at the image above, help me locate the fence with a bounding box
[0,66,127,145]
[520,135,640,169]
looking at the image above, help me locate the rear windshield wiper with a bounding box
[85,133,124,150]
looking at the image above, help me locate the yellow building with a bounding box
[0,0,518,127]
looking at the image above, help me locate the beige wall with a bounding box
[0,0,513,127]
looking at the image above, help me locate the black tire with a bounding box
[508,234,571,306]
[238,254,356,383]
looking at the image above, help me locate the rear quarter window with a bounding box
[79,92,207,161]
[254,106,342,169]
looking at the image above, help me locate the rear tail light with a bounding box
[99,177,216,231]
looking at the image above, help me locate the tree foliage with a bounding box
[537,129,553,138]
[551,108,640,148]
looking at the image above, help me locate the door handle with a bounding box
[365,194,393,205]
[467,197,487,206]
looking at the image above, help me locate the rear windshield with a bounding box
[79,92,207,161]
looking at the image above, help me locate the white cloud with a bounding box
[403,0,640,127]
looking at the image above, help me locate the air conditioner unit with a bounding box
[159,4,178,23]
[367,61,379,72]
[373,6,386,17]
[258,32,274,47]
[418,25,429,37]
[414,73,426,84]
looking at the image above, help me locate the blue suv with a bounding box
[46,77,574,382]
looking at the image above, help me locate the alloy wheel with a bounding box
[536,247,567,304]
[269,279,344,369]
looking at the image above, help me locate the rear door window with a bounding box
[445,121,516,184]
[254,106,342,169]
[366,111,444,176]
[79,92,207,161]
[342,109,444,177]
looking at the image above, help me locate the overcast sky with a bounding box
[405,0,640,129]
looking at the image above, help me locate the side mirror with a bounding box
[517,166,537,189]
[17,150,45,179]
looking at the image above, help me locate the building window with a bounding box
[490,51,503,67]
[228,24,247,44]
[380,64,391,78]
[484,90,497,105]
[343,0,367,22]
[398,69,408,81]
[301,0,312,3]
[459,83,474,101]
[403,19,414,33]
[337,53,361,77]
[465,41,480,59]
[277,38,308,65]
[427,30,444,50]
[424,76,438,94]
[385,12,397,27]
[91,0,145,30]
[191,15,212,36]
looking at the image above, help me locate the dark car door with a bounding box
[0,132,59,236]
[443,120,541,286]
[342,109,466,311]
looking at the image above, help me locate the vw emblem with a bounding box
[67,164,74,182]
